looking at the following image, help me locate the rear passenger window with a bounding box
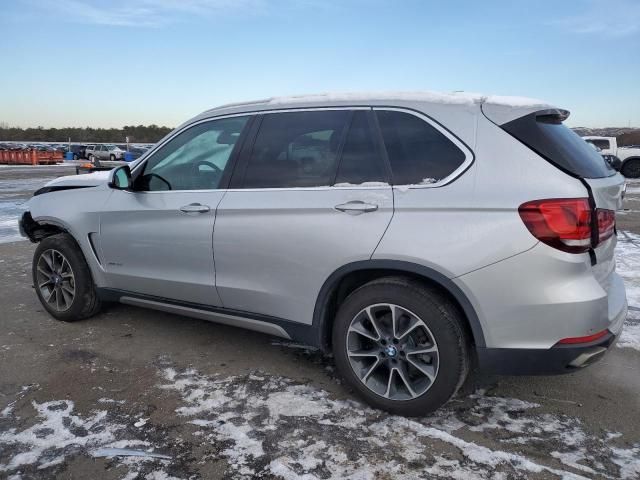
[376,110,466,185]
[242,110,349,188]
[334,111,387,185]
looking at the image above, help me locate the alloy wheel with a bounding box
[36,249,76,312]
[346,303,439,401]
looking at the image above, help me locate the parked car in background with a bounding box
[84,145,97,161]
[62,144,88,160]
[587,142,622,172]
[91,144,127,161]
[602,154,622,171]
[21,92,627,416]
[29,144,53,152]
[583,136,640,178]
[127,146,148,160]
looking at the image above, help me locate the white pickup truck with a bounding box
[582,136,640,178]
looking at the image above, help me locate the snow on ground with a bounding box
[616,231,640,352]
[159,366,640,480]
[619,311,640,351]
[2,363,639,478]
[0,394,171,478]
[617,231,640,308]
[0,176,58,244]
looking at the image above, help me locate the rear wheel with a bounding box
[332,277,469,416]
[32,234,101,322]
[621,158,640,178]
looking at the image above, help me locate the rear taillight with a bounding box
[519,198,615,254]
[596,208,615,243]
[519,198,592,253]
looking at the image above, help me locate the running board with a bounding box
[119,296,291,339]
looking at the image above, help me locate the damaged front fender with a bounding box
[19,212,66,243]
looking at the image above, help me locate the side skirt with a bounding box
[97,288,319,345]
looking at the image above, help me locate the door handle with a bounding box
[179,203,210,214]
[334,201,379,214]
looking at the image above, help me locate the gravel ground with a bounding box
[0,166,639,479]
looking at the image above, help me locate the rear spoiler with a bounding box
[480,96,561,126]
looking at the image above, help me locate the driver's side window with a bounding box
[137,116,249,191]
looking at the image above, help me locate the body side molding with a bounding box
[97,288,317,344]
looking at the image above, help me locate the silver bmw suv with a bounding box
[20,92,628,415]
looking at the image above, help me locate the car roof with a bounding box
[187,90,557,126]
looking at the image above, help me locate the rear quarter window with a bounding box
[501,112,614,179]
[375,110,467,185]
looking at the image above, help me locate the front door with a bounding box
[214,109,394,323]
[98,115,251,306]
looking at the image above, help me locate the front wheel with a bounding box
[621,159,640,179]
[332,277,469,416]
[32,234,101,322]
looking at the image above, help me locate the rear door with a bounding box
[213,108,394,324]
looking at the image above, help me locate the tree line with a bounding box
[0,124,173,144]
[2,122,638,147]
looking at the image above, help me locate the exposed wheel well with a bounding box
[21,212,67,243]
[315,265,483,354]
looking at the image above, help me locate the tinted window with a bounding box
[138,116,248,191]
[334,111,387,185]
[376,110,466,185]
[242,110,349,188]
[502,113,614,178]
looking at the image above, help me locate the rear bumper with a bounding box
[477,331,619,375]
[475,280,627,375]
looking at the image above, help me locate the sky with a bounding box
[1,0,639,129]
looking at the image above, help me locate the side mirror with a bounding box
[108,165,132,190]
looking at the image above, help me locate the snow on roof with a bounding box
[210,90,553,112]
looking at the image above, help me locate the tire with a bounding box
[89,154,95,163]
[621,158,640,179]
[73,154,78,160]
[32,233,101,322]
[110,154,116,161]
[332,277,469,416]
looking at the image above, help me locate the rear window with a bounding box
[501,112,614,179]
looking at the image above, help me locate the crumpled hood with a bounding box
[44,170,111,188]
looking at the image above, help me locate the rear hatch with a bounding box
[483,105,625,294]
